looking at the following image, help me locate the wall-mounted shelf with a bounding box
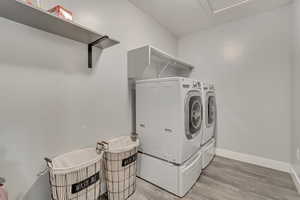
[128,45,194,80]
[0,0,120,68]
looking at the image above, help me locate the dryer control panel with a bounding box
[192,81,201,89]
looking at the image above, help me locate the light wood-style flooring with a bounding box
[127,156,300,200]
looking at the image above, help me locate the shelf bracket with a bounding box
[0,177,5,185]
[88,35,109,68]
[158,61,173,78]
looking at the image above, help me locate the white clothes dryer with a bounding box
[136,77,204,164]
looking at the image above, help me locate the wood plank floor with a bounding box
[126,156,300,200]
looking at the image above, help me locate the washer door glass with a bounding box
[207,95,216,126]
[185,92,203,139]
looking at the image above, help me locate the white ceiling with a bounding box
[128,0,292,37]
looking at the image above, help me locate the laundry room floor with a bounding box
[123,156,300,200]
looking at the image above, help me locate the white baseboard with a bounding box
[290,166,300,194]
[216,148,291,173]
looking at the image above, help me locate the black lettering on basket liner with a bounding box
[122,153,137,167]
[71,172,100,194]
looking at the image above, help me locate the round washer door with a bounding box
[206,94,217,128]
[185,91,203,140]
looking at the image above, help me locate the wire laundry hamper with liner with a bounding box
[97,135,139,200]
[45,148,103,200]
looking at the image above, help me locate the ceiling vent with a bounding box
[207,0,252,14]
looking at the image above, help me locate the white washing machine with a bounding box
[200,83,217,169]
[201,83,217,146]
[136,77,204,197]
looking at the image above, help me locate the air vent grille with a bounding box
[207,0,252,13]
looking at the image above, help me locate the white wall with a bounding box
[0,0,177,199]
[292,0,300,179]
[178,5,292,163]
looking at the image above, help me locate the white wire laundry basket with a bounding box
[97,136,139,200]
[45,148,103,200]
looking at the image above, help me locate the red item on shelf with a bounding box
[24,0,33,5]
[48,5,73,21]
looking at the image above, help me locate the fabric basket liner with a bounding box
[49,148,103,175]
